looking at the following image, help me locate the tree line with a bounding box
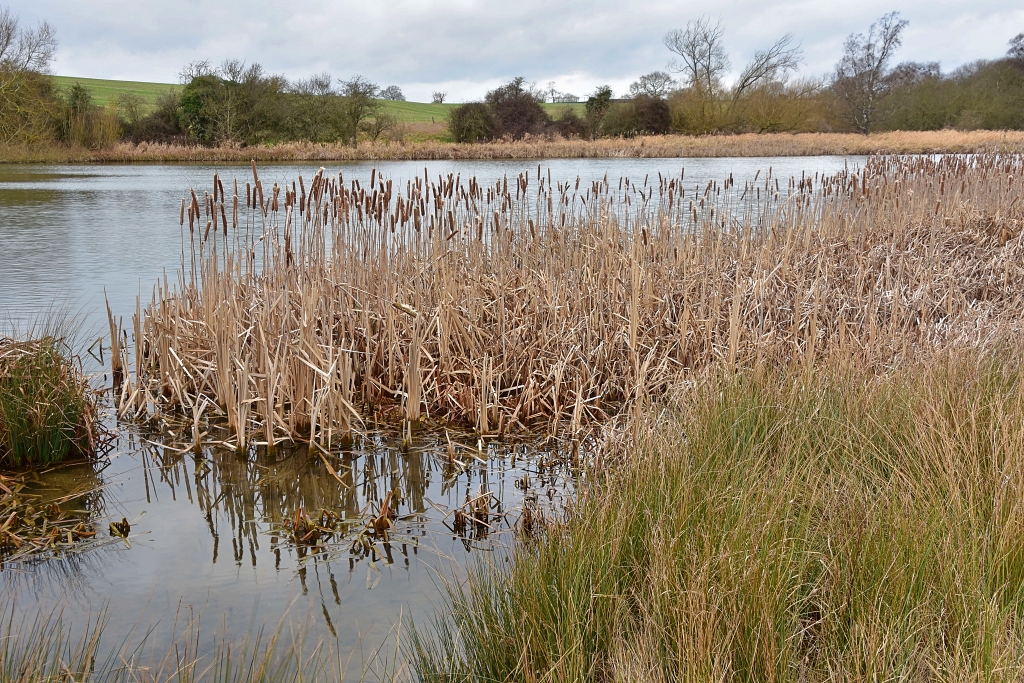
[123,60,406,146]
[1,6,407,149]
[448,13,1024,141]
[2,5,1022,150]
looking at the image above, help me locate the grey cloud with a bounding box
[16,0,1024,101]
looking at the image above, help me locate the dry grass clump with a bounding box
[118,154,1024,451]
[5,130,1024,163]
[409,351,1024,681]
[0,336,100,468]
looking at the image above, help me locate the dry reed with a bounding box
[119,154,1024,452]
[5,130,1024,163]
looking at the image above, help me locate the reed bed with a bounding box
[5,130,1024,163]
[118,153,1024,452]
[0,336,101,468]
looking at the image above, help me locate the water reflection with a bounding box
[131,427,558,572]
[0,421,575,651]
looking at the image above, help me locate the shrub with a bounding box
[0,71,61,146]
[632,95,671,134]
[485,77,550,139]
[597,97,669,137]
[448,102,496,143]
[549,107,589,139]
[123,91,188,144]
[585,85,613,131]
[598,101,639,137]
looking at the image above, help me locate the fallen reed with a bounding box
[0,469,104,562]
[119,153,1024,451]
[0,336,100,468]
[410,350,1024,681]
[5,130,1024,163]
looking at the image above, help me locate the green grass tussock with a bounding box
[411,351,1024,682]
[0,336,97,468]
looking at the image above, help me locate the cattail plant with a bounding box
[118,155,1024,450]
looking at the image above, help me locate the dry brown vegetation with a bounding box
[5,130,1024,163]
[116,153,1024,455]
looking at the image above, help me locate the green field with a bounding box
[50,75,586,122]
[51,75,179,108]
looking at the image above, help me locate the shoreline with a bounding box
[3,130,1024,164]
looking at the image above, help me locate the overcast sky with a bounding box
[13,0,1024,102]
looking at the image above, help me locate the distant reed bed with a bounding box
[116,153,1024,453]
[5,130,1024,163]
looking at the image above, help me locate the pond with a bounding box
[0,155,864,665]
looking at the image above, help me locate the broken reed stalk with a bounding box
[120,154,1024,450]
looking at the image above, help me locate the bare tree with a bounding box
[338,75,380,144]
[833,12,908,134]
[380,85,405,100]
[432,91,447,104]
[115,92,145,126]
[732,34,802,99]
[0,6,57,72]
[1009,33,1024,61]
[663,17,729,95]
[360,109,398,141]
[629,71,676,98]
[291,72,342,142]
[178,59,214,84]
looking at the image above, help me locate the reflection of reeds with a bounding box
[121,155,1024,448]
[0,595,407,682]
[0,468,104,562]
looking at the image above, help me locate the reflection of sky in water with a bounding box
[0,157,863,656]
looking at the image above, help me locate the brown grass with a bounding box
[5,130,1024,163]
[117,153,1024,453]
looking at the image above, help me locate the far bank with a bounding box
[3,130,1024,164]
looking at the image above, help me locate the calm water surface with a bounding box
[0,156,863,660]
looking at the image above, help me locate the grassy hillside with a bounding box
[50,75,179,108]
[50,75,586,121]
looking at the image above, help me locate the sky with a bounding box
[12,0,1024,102]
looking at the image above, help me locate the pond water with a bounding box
[0,155,864,665]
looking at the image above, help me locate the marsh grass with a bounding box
[409,350,1024,682]
[0,336,98,468]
